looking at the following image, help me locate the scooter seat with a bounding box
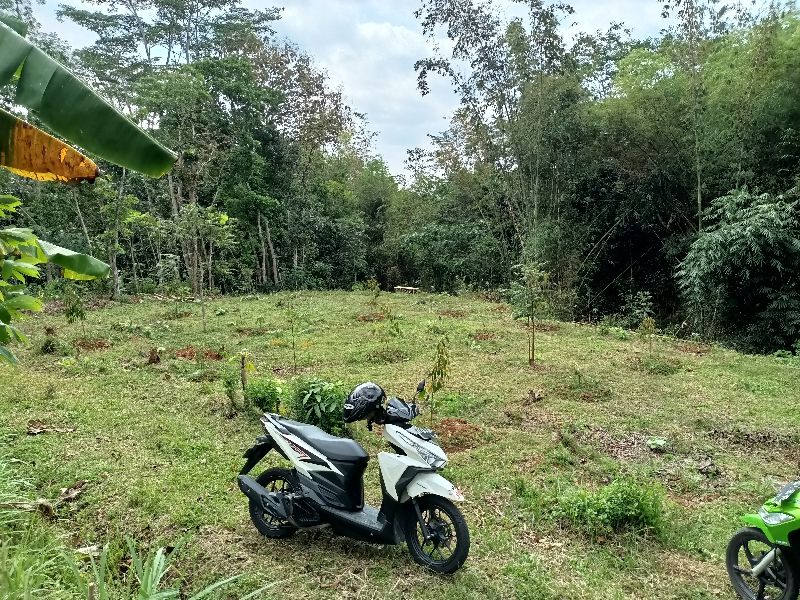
[279,419,369,462]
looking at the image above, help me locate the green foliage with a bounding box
[222,367,239,413]
[289,378,346,435]
[127,538,240,599]
[66,538,241,600]
[0,197,108,363]
[638,316,657,357]
[366,277,381,306]
[554,478,666,538]
[647,437,669,452]
[509,262,549,366]
[0,458,76,598]
[244,377,282,413]
[640,356,682,376]
[567,368,612,402]
[63,284,86,335]
[0,18,176,177]
[678,189,800,352]
[426,336,450,424]
[619,291,654,331]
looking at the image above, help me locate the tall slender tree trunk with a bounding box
[167,169,194,290]
[207,244,214,293]
[110,168,127,300]
[194,232,206,332]
[73,191,91,251]
[128,238,139,294]
[264,215,280,286]
[256,211,268,285]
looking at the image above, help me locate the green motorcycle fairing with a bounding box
[744,481,800,546]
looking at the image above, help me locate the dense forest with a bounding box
[2,0,800,354]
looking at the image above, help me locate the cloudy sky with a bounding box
[38,0,665,177]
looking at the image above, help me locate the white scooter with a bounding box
[237,381,470,573]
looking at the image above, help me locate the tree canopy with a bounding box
[2,0,800,353]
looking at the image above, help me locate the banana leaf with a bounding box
[0,14,26,36]
[38,240,110,280]
[0,107,99,183]
[0,20,176,178]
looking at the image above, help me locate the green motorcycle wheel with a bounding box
[727,527,798,600]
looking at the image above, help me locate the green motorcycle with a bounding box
[727,481,800,600]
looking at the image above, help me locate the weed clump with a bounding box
[554,477,665,538]
[245,378,283,413]
[289,378,347,435]
[37,333,69,356]
[640,356,681,375]
[565,369,611,402]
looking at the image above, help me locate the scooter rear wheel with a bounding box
[404,495,470,574]
[248,468,298,539]
[727,527,798,600]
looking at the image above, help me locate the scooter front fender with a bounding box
[741,512,794,546]
[742,513,774,540]
[401,472,465,503]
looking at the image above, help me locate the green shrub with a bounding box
[289,378,347,435]
[554,477,665,538]
[37,335,69,356]
[640,356,681,375]
[245,378,283,413]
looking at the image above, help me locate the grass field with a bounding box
[1,290,799,599]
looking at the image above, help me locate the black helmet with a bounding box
[344,382,385,423]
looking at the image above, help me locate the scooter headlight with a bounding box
[399,432,446,468]
[760,507,795,525]
[414,444,446,469]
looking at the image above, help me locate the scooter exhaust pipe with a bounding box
[237,475,290,520]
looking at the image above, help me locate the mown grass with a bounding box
[1,290,799,598]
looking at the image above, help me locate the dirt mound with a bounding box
[675,341,711,355]
[579,426,650,461]
[518,321,560,332]
[709,426,800,451]
[438,309,467,318]
[437,418,482,453]
[472,331,498,341]
[175,346,224,360]
[74,338,111,351]
[356,312,385,322]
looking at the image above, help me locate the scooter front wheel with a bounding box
[248,468,298,539]
[404,495,470,574]
[727,527,798,600]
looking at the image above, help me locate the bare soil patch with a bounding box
[74,338,111,351]
[356,312,385,322]
[175,346,224,360]
[26,420,76,435]
[436,418,483,453]
[708,426,800,453]
[438,309,467,318]
[517,321,560,332]
[578,426,651,461]
[367,348,409,363]
[271,365,313,376]
[164,310,193,320]
[235,327,268,336]
[472,330,498,341]
[675,341,712,355]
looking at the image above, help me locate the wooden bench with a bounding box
[394,286,420,294]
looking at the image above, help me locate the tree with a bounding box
[678,188,800,352]
[0,13,177,362]
[510,260,549,366]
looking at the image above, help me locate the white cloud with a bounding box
[37,0,666,177]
